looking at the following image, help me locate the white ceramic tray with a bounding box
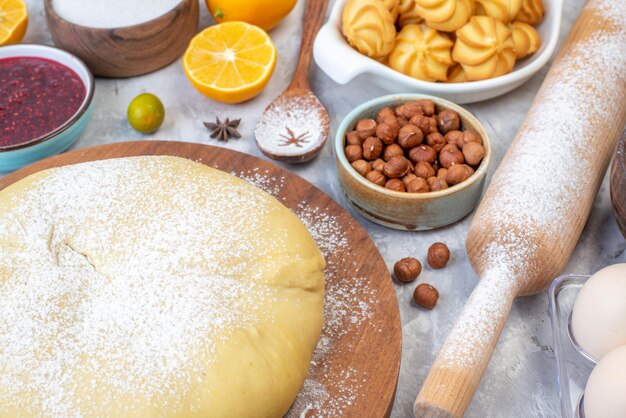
[314,0,563,104]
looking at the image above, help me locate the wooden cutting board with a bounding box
[0,140,402,417]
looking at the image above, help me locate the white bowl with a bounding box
[313,0,563,104]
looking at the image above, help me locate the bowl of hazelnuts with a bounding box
[335,94,490,230]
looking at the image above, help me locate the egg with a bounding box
[584,345,626,418]
[571,263,626,360]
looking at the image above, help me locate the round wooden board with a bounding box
[0,141,402,417]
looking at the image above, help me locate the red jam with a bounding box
[0,57,86,148]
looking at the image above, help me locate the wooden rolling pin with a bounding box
[414,1,626,417]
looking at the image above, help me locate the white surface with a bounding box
[313,0,563,104]
[14,0,626,417]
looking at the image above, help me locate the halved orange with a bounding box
[0,0,27,46]
[183,21,277,104]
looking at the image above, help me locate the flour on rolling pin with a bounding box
[439,2,626,369]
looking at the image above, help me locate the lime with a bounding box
[127,93,165,134]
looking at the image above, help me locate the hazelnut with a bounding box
[351,159,371,177]
[410,114,438,135]
[402,173,418,186]
[356,119,377,139]
[445,164,472,185]
[376,122,398,145]
[406,177,430,193]
[414,161,435,179]
[445,130,464,148]
[383,143,404,161]
[439,144,464,168]
[437,167,448,180]
[397,115,410,127]
[344,144,363,162]
[413,283,439,309]
[437,109,460,134]
[408,145,437,165]
[462,141,486,166]
[432,161,440,172]
[362,137,383,161]
[427,242,450,269]
[383,156,411,178]
[427,176,448,191]
[395,101,424,119]
[346,130,362,146]
[415,99,436,116]
[461,130,483,148]
[365,170,387,186]
[398,124,424,149]
[376,107,396,124]
[394,257,422,283]
[425,132,447,152]
[371,158,385,171]
[385,178,406,192]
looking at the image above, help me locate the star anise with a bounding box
[204,117,242,142]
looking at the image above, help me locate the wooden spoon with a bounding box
[255,0,330,163]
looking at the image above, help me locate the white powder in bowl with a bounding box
[52,0,182,28]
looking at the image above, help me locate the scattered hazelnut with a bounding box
[371,158,385,171]
[437,109,460,134]
[413,283,439,309]
[414,161,435,179]
[362,137,383,161]
[437,167,448,180]
[394,257,422,283]
[408,145,437,165]
[445,130,464,148]
[462,141,486,166]
[346,130,362,146]
[427,176,448,191]
[398,124,423,149]
[365,170,387,186]
[402,173,418,186]
[376,107,396,124]
[351,159,371,177]
[344,144,363,162]
[383,156,411,178]
[385,178,406,192]
[415,99,436,116]
[427,242,450,269]
[376,122,398,145]
[445,164,472,185]
[426,132,447,152]
[410,114,438,135]
[383,143,404,161]
[439,144,464,168]
[395,101,424,119]
[356,119,377,139]
[406,177,430,193]
[461,130,483,148]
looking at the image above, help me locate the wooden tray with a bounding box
[0,141,402,417]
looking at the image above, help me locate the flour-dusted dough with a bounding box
[0,156,325,418]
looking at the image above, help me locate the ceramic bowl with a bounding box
[610,130,626,238]
[0,44,94,172]
[335,94,490,230]
[314,0,563,104]
[44,0,199,78]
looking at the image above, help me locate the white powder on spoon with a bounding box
[52,0,182,28]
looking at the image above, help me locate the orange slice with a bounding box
[183,21,277,104]
[0,0,27,46]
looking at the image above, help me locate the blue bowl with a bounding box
[0,44,95,172]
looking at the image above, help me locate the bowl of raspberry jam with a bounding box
[0,44,94,172]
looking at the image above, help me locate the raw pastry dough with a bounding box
[389,23,454,81]
[342,0,396,59]
[510,21,541,58]
[0,156,325,418]
[515,0,544,25]
[453,15,516,80]
[415,0,475,32]
[398,0,424,28]
[475,0,522,23]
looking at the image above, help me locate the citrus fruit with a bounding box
[0,0,28,46]
[206,0,296,31]
[127,93,165,134]
[183,21,276,104]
